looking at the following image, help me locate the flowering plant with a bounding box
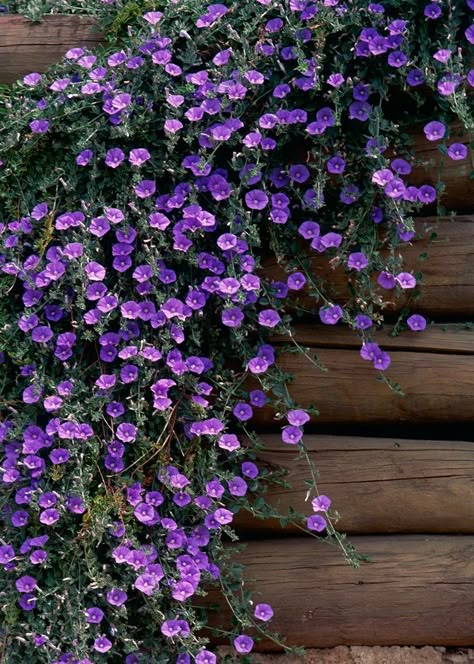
[0,0,473,661]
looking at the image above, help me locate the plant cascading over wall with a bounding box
[0,0,472,661]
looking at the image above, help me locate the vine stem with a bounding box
[298,443,363,567]
[283,328,328,373]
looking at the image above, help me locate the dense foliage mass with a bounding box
[0,0,473,661]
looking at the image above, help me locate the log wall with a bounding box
[2,13,474,652]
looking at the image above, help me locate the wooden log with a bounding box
[253,326,474,425]
[236,435,474,534]
[273,323,474,354]
[207,536,474,649]
[0,15,103,85]
[261,216,474,318]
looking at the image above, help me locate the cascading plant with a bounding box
[0,0,472,661]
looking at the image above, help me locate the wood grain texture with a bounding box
[0,15,103,84]
[252,327,474,425]
[236,435,474,534]
[207,536,474,649]
[262,217,474,318]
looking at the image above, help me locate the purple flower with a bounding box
[395,272,417,289]
[348,102,371,121]
[312,495,332,512]
[18,593,37,611]
[353,82,370,101]
[245,189,269,210]
[195,651,216,664]
[171,579,195,600]
[75,149,92,165]
[307,514,327,531]
[234,636,254,653]
[49,448,70,464]
[373,350,391,371]
[289,164,310,183]
[67,496,86,514]
[116,422,137,442]
[287,409,310,426]
[258,309,281,328]
[299,221,320,239]
[233,402,253,421]
[327,73,344,87]
[347,252,368,272]
[377,271,396,290]
[129,148,151,166]
[228,477,248,497]
[384,178,405,199]
[16,575,37,593]
[327,156,345,174]
[319,305,343,325]
[31,326,53,344]
[105,148,125,168]
[391,158,411,175]
[388,50,408,68]
[437,75,461,97]
[361,343,381,362]
[418,185,436,204]
[213,507,233,525]
[134,574,157,595]
[221,307,244,328]
[143,10,163,24]
[287,272,306,290]
[424,2,441,17]
[164,119,183,134]
[355,314,373,330]
[29,120,49,134]
[93,636,112,653]
[317,107,335,127]
[39,508,60,525]
[84,261,106,281]
[242,461,259,479]
[23,73,42,87]
[254,603,273,621]
[407,314,427,331]
[433,49,452,64]
[134,180,156,198]
[218,434,240,451]
[320,232,342,249]
[423,121,445,141]
[0,545,15,564]
[447,143,467,161]
[134,502,158,525]
[86,607,104,623]
[106,588,127,606]
[281,426,303,445]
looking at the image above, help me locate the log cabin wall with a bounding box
[1,15,474,650]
